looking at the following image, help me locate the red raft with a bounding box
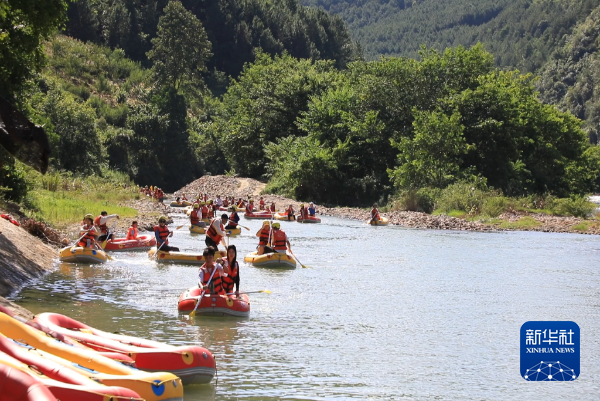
[0,363,56,401]
[178,286,250,317]
[243,211,273,220]
[34,312,216,385]
[103,235,156,252]
[297,215,321,223]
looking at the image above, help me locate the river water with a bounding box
[10,214,600,400]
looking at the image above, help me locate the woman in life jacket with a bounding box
[259,197,265,210]
[190,203,205,227]
[79,214,98,248]
[220,245,240,296]
[255,221,272,255]
[198,246,224,294]
[226,211,239,229]
[271,222,291,253]
[286,204,295,221]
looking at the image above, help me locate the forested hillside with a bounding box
[302,0,600,73]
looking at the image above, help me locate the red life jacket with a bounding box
[259,200,265,210]
[78,224,96,247]
[200,264,223,294]
[299,207,307,219]
[371,208,380,220]
[258,226,270,246]
[222,261,239,293]
[190,209,200,225]
[94,215,107,234]
[201,206,208,219]
[272,230,287,250]
[154,224,170,245]
[223,199,229,207]
[270,204,275,212]
[126,226,138,240]
[245,203,253,214]
[287,206,294,215]
[229,212,239,227]
[207,219,224,244]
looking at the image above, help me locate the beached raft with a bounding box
[103,235,156,252]
[243,251,296,269]
[178,286,250,317]
[148,247,226,264]
[58,247,108,263]
[34,312,216,385]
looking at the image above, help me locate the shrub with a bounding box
[436,181,488,214]
[481,195,510,217]
[552,196,597,218]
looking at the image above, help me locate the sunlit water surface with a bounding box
[11,214,600,400]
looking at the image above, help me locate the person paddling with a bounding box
[79,214,98,248]
[220,245,240,296]
[198,247,224,295]
[126,221,138,240]
[286,204,295,221]
[298,204,307,220]
[190,203,205,228]
[271,222,291,253]
[94,211,119,242]
[206,213,229,249]
[270,202,276,213]
[226,210,240,229]
[154,216,179,252]
[308,202,316,216]
[259,197,265,210]
[370,203,381,223]
[256,221,272,255]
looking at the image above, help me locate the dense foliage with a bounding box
[302,0,600,72]
[63,0,360,82]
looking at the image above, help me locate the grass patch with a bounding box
[499,216,541,230]
[432,209,467,218]
[570,220,600,232]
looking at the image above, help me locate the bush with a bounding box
[481,195,510,217]
[391,188,441,213]
[436,181,488,214]
[552,196,597,218]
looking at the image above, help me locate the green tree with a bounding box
[0,0,69,98]
[146,1,212,90]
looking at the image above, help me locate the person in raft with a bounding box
[126,221,138,240]
[190,203,205,228]
[270,202,276,213]
[198,246,225,295]
[79,214,99,248]
[215,194,223,208]
[286,204,295,221]
[154,216,180,252]
[205,213,229,249]
[256,221,272,255]
[226,210,240,229]
[220,244,240,296]
[245,199,254,214]
[298,204,308,220]
[271,222,291,253]
[308,202,316,216]
[370,203,380,223]
[182,193,188,201]
[259,197,265,210]
[94,211,119,242]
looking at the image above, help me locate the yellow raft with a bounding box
[169,201,191,207]
[189,225,206,234]
[0,312,183,401]
[244,251,296,269]
[224,227,241,236]
[58,246,109,263]
[369,216,389,226]
[148,247,226,264]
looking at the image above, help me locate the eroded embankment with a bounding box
[0,216,56,319]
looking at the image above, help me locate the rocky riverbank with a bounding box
[175,175,600,235]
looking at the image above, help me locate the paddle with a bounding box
[94,242,114,260]
[190,266,218,317]
[71,226,96,250]
[289,249,309,269]
[101,220,118,249]
[228,219,249,231]
[226,290,271,295]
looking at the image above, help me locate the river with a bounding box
[10,214,600,400]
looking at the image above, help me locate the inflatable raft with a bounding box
[34,313,216,385]
[178,287,250,317]
[225,227,241,236]
[244,251,296,269]
[274,212,295,221]
[189,225,206,234]
[58,247,108,263]
[103,235,156,252]
[0,362,56,401]
[297,215,321,223]
[369,216,389,226]
[0,312,183,401]
[169,201,191,207]
[244,211,273,219]
[0,340,142,401]
[148,247,226,264]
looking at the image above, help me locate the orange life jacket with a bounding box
[201,206,208,219]
[154,224,170,245]
[126,226,138,240]
[78,224,96,247]
[222,261,239,293]
[190,209,200,225]
[245,203,253,214]
[200,264,223,294]
[94,215,107,233]
[272,230,287,251]
[371,208,380,220]
[223,199,229,207]
[207,219,224,244]
[258,226,271,246]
